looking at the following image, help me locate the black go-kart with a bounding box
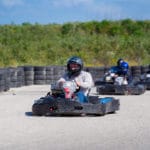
[95,67,146,95]
[32,81,120,116]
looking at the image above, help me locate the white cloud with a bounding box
[1,0,23,7]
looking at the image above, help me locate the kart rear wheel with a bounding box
[32,103,43,116]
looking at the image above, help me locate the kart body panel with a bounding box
[95,76,146,95]
[32,95,120,116]
[96,83,146,95]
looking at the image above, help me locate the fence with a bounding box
[0,65,150,92]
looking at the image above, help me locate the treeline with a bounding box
[0,19,150,67]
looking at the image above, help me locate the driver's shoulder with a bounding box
[81,70,91,76]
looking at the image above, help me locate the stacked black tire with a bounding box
[34,66,46,85]
[0,65,150,93]
[131,66,141,81]
[141,65,149,74]
[46,66,66,85]
[23,66,34,86]
[17,67,25,87]
[46,66,55,85]
[85,67,105,82]
[139,65,150,90]
[0,68,8,92]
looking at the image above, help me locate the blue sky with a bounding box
[0,0,150,25]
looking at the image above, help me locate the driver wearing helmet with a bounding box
[116,58,132,83]
[56,56,94,103]
[117,59,129,76]
[117,58,124,67]
[120,62,129,75]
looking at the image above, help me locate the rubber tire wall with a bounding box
[0,65,149,92]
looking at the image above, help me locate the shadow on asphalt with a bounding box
[25,112,33,116]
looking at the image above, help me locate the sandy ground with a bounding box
[0,85,150,150]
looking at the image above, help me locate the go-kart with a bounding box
[95,67,146,95]
[32,81,120,116]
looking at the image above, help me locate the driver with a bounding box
[105,58,131,85]
[117,58,129,76]
[56,56,94,103]
[115,58,132,84]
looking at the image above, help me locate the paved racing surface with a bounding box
[0,85,150,150]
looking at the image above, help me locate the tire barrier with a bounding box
[0,70,6,92]
[2,68,11,91]
[23,66,34,86]
[17,67,25,87]
[131,66,141,80]
[45,66,66,85]
[104,67,111,74]
[53,66,66,83]
[9,67,18,88]
[34,66,46,85]
[141,65,149,74]
[0,65,149,92]
[85,67,105,81]
[46,66,55,85]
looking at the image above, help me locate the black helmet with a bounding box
[117,58,124,67]
[67,56,83,76]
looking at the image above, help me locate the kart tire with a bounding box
[32,103,51,116]
[32,103,43,116]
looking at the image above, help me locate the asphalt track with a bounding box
[0,85,150,150]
